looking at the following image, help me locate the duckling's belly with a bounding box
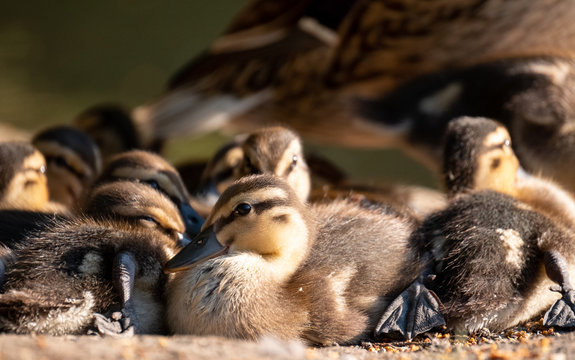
[166,254,306,340]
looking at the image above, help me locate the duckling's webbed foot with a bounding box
[94,251,139,337]
[375,279,445,340]
[543,251,575,328]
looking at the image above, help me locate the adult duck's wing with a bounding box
[140,0,355,141]
[327,0,575,97]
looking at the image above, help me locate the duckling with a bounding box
[376,116,575,339]
[137,1,575,163]
[0,180,189,336]
[180,136,245,208]
[73,103,146,162]
[32,125,102,210]
[94,150,204,236]
[188,126,311,212]
[0,142,48,211]
[237,127,311,202]
[164,174,422,345]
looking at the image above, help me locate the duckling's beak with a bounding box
[179,202,205,237]
[164,225,227,273]
[177,232,192,248]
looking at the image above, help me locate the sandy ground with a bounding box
[0,326,573,360]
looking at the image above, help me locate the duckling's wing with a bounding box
[375,280,445,340]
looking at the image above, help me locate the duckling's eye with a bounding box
[288,155,298,172]
[234,203,252,216]
[139,216,159,227]
[504,138,511,147]
[144,179,160,190]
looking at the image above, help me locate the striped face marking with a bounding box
[111,167,187,203]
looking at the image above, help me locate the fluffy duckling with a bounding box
[32,125,102,210]
[236,127,311,202]
[73,103,147,161]
[0,142,48,211]
[377,117,575,338]
[164,174,421,345]
[94,150,204,236]
[0,180,189,336]
[189,127,310,212]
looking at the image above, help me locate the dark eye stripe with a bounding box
[252,198,288,214]
[213,198,289,232]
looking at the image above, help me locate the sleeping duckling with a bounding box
[94,150,204,236]
[164,174,423,345]
[377,116,575,338]
[0,142,48,211]
[32,125,102,210]
[0,180,189,336]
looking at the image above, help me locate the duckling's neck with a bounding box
[515,173,575,230]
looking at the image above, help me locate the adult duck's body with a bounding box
[165,174,433,344]
[136,1,575,193]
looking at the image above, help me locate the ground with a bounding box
[0,321,572,360]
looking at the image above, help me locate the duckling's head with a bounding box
[95,150,204,236]
[84,180,190,248]
[165,174,314,281]
[74,103,142,161]
[0,142,48,210]
[194,139,245,204]
[443,116,520,197]
[32,126,102,209]
[239,127,311,202]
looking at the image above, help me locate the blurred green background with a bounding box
[0,1,437,188]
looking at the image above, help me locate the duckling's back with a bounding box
[294,198,421,344]
[420,190,570,332]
